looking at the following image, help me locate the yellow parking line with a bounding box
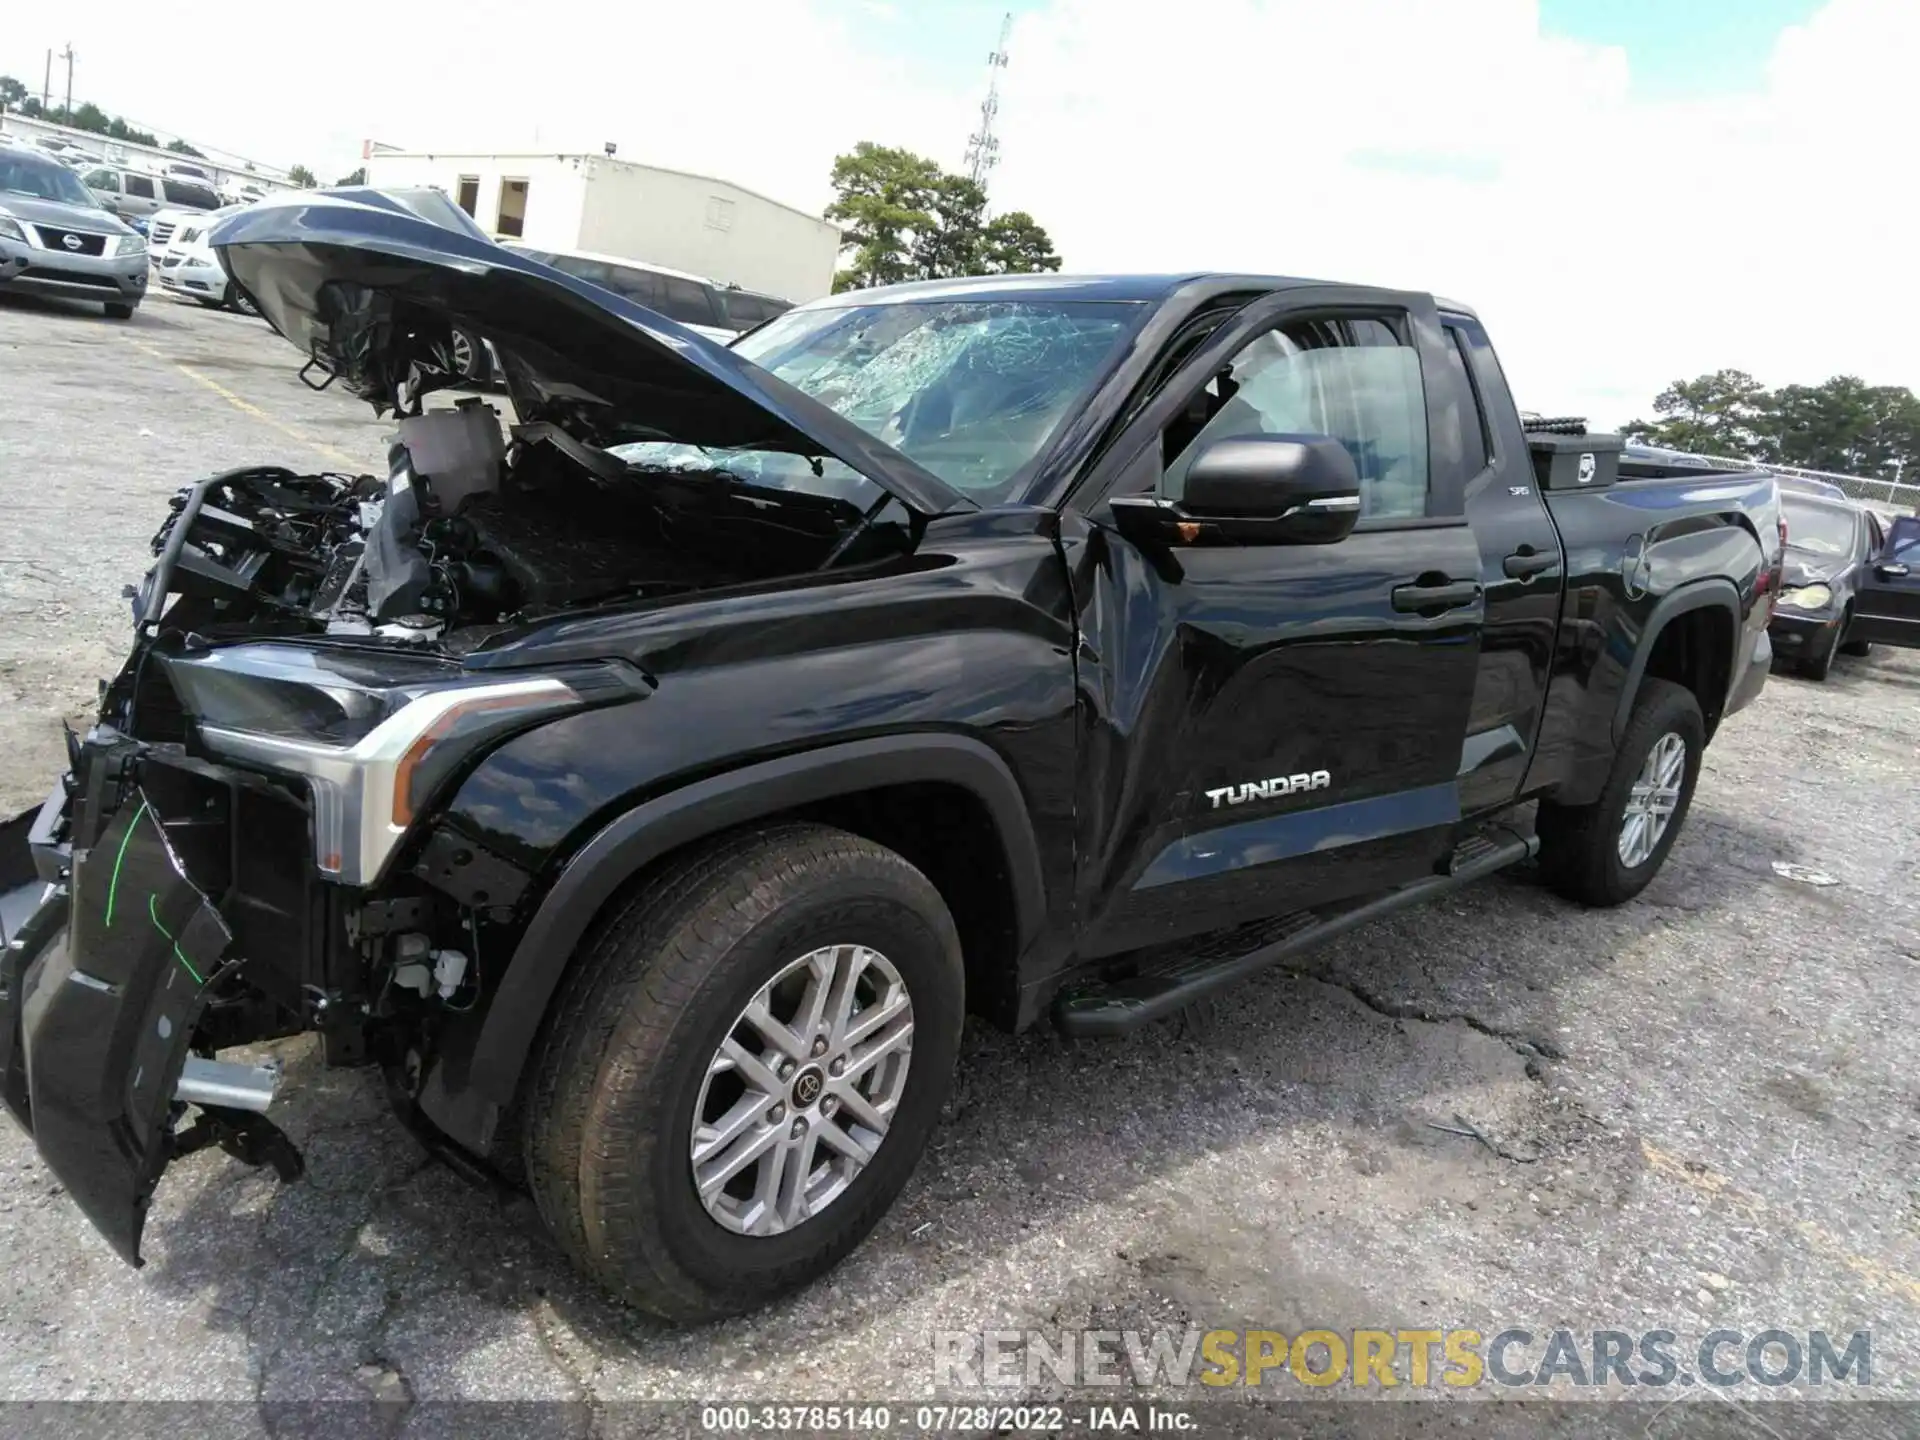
[1642,1141,1920,1307]
[128,338,362,470]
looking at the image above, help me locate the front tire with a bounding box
[523,823,963,1321]
[1537,678,1704,907]
[104,302,135,320]
[1802,620,1841,681]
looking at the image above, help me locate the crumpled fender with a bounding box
[7,792,229,1264]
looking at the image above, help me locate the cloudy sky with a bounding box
[6,0,1912,425]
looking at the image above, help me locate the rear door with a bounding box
[1853,515,1920,648]
[1068,287,1485,956]
[1441,314,1563,814]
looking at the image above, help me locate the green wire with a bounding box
[147,892,205,986]
[103,800,151,928]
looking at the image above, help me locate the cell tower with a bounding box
[964,12,1013,193]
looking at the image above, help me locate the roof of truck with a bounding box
[796,273,1480,315]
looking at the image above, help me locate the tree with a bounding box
[335,167,367,186]
[1622,369,1768,456]
[825,141,1063,291]
[287,164,317,188]
[166,138,205,158]
[0,75,27,110]
[978,211,1061,275]
[1629,369,1920,482]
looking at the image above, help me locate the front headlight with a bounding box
[114,234,147,257]
[0,213,26,242]
[1780,583,1833,611]
[160,644,646,884]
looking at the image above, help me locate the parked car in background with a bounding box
[1850,512,1920,655]
[144,207,201,262]
[1770,493,1884,679]
[0,190,1783,1322]
[156,207,257,314]
[715,284,794,333]
[502,242,737,342]
[0,147,148,318]
[161,161,214,185]
[1774,473,1851,501]
[81,166,221,223]
[220,181,269,208]
[33,137,100,169]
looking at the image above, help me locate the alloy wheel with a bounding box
[690,943,915,1236]
[1618,731,1687,868]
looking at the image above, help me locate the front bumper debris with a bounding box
[0,784,232,1264]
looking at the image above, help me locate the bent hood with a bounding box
[208,187,966,517]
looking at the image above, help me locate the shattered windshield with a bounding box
[729,298,1141,503]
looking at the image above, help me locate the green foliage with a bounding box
[336,167,367,186]
[826,141,1062,291]
[288,164,317,188]
[0,75,27,108]
[166,138,205,158]
[1628,370,1920,481]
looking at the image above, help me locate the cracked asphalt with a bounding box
[2,290,1919,1433]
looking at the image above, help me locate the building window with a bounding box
[705,195,735,232]
[455,175,480,217]
[496,177,529,238]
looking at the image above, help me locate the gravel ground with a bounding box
[1,290,1918,1434]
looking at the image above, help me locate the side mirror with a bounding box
[1877,561,1911,579]
[1108,434,1362,549]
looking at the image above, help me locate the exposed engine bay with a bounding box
[143,400,912,648]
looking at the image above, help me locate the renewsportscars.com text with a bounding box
[932,1327,1872,1390]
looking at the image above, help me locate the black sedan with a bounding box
[1769,492,1886,679]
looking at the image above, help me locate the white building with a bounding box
[360,149,841,303]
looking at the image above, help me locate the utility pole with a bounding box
[42,49,52,110]
[60,43,76,118]
[963,12,1013,196]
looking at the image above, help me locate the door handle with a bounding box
[1503,545,1557,580]
[1391,578,1482,613]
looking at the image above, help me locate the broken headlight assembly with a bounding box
[159,643,645,884]
[1777,583,1833,612]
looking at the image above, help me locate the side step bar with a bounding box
[1054,828,1538,1038]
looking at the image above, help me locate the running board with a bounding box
[1053,828,1538,1038]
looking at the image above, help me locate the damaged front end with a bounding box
[0,186,965,1269]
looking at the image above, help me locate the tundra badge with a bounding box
[1206,771,1332,808]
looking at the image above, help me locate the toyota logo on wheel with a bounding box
[61,233,83,251]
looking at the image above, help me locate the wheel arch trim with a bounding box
[443,733,1045,1142]
[1611,578,1742,746]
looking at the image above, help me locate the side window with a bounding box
[1161,316,1430,520]
[602,263,662,308]
[85,169,119,192]
[1866,514,1885,555]
[1887,517,1920,565]
[659,276,721,327]
[125,174,156,200]
[1440,324,1490,477]
[163,180,220,210]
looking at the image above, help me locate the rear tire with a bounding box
[523,823,963,1322]
[104,302,135,320]
[448,326,488,383]
[1537,678,1704,907]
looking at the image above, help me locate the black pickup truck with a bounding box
[0,189,1781,1321]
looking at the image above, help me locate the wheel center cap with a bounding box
[791,1066,825,1108]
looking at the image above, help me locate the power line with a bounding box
[963,11,1013,195]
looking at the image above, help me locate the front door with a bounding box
[1853,514,1920,648]
[1066,289,1486,957]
